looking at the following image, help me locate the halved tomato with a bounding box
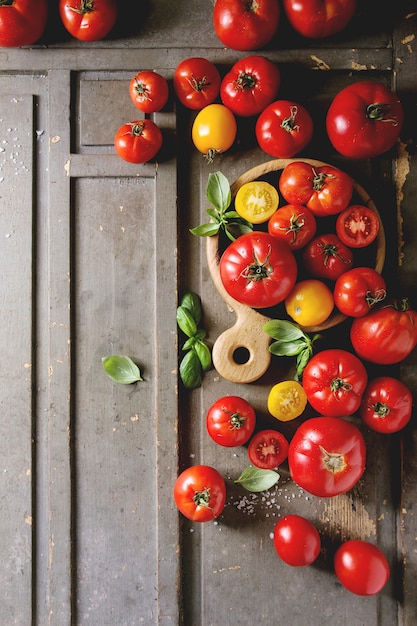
[235,181,279,224]
[336,205,380,248]
[248,429,289,469]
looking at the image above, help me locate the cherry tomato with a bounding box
[220,55,281,117]
[129,70,169,113]
[288,416,366,497]
[59,0,118,42]
[173,465,226,522]
[235,181,279,224]
[278,161,353,217]
[285,279,334,327]
[256,100,313,158]
[192,104,237,162]
[248,429,289,469]
[267,380,307,421]
[302,233,353,281]
[360,376,413,434]
[0,0,48,47]
[326,80,404,159]
[350,298,417,365]
[268,204,317,250]
[173,57,221,110]
[334,540,390,596]
[206,396,256,447]
[114,120,163,164]
[212,0,280,51]
[273,515,321,566]
[336,204,380,248]
[282,0,356,39]
[219,231,298,309]
[334,267,387,317]
[302,348,368,417]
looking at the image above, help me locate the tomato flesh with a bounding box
[248,429,289,469]
[235,181,279,224]
[336,205,379,248]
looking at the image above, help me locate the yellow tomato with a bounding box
[285,279,334,327]
[192,104,237,162]
[267,380,307,421]
[235,181,279,224]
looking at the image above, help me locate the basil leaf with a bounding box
[235,467,280,493]
[194,339,212,372]
[182,337,195,351]
[180,291,202,325]
[206,171,231,213]
[295,348,312,380]
[176,305,197,338]
[179,349,202,389]
[269,340,308,357]
[189,222,220,237]
[263,319,306,342]
[102,355,143,385]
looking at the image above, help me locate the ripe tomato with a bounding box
[256,100,313,158]
[278,161,353,217]
[129,70,169,113]
[360,376,413,434]
[334,540,390,596]
[220,55,281,117]
[326,80,404,159]
[235,181,279,224]
[173,465,226,522]
[0,0,48,47]
[192,104,237,162]
[302,233,353,281]
[273,515,321,567]
[288,416,366,497]
[173,57,221,110]
[336,205,380,248]
[59,0,118,42]
[334,267,386,317]
[268,204,317,250]
[267,380,307,421]
[219,231,298,308]
[248,429,289,469]
[350,298,417,365]
[285,279,334,327]
[282,0,356,39]
[302,348,368,417]
[213,0,280,51]
[206,396,256,447]
[114,120,163,164]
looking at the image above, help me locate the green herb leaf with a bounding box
[263,319,306,342]
[189,222,220,237]
[102,355,143,385]
[269,339,308,357]
[206,171,231,213]
[194,339,212,372]
[180,291,202,325]
[176,305,198,338]
[263,318,321,380]
[179,349,203,389]
[235,466,280,493]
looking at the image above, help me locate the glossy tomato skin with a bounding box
[192,104,237,161]
[248,429,289,469]
[285,279,334,327]
[129,70,169,113]
[114,120,163,164]
[0,0,48,47]
[334,267,387,317]
[302,348,368,417]
[273,515,321,566]
[288,416,366,497]
[334,540,390,596]
[59,0,118,42]
[336,204,380,248]
[220,55,281,117]
[219,231,298,308]
[213,0,280,51]
[206,396,256,447]
[326,80,404,158]
[173,465,226,522]
[360,376,413,434]
[283,0,356,38]
[256,100,313,158]
[268,204,317,250]
[302,233,353,281]
[173,57,221,110]
[350,299,417,364]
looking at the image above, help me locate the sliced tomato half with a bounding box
[336,204,379,248]
[248,429,289,469]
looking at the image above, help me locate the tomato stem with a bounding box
[366,102,400,126]
[187,74,211,93]
[330,378,353,393]
[281,105,300,133]
[318,242,351,267]
[225,410,246,430]
[193,487,211,508]
[67,0,95,14]
[319,445,347,474]
[312,169,335,191]
[235,72,256,91]
[240,246,273,282]
[372,402,391,418]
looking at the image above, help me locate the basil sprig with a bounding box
[235,466,280,493]
[177,291,212,389]
[262,319,321,380]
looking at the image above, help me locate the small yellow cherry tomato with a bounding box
[285,279,334,327]
[235,181,279,224]
[267,380,307,421]
[192,103,237,162]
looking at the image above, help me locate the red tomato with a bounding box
[213,0,280,51]
[59,0,117,42]
[219,231,298,308]
[256,100,313,158]
[282,0,356,38]
[360,376,413,434]
[326,80,404,159]
[288,416,366,497]
[248,429,289,469]
[334,267,387,317]
[350,298,417,365]
[268,204,317,250]
[278,161,353,217]
[334,540,390,596]
[114,120,163,164]
[302,233,353,281]
[206,396,256,447]
[173,465,226,522]
[220,55,281,117]
[0,0,48,47]
[129,70,169,113]
[336,205,380,248]
[273,515,321,566]
[302,348,368,417]
[173,57,221,110]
